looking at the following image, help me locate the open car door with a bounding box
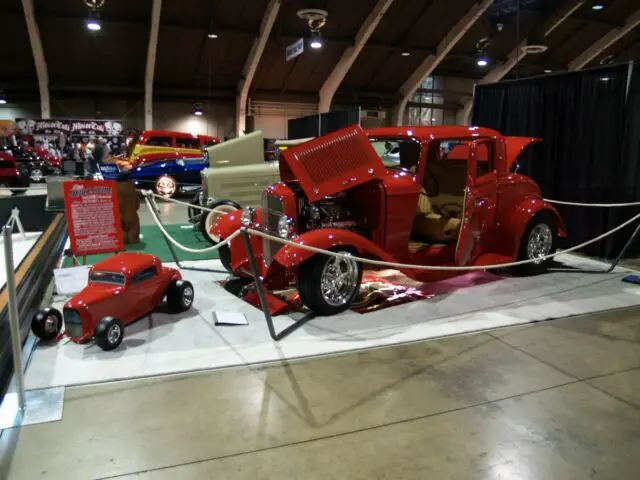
[279,125,386,203]
[455,139,498,265]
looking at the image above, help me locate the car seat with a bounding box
[412,188,462,243]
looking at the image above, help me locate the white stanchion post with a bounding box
[11,208,27,241]
[3,224,26,411]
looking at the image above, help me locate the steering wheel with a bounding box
[423,168,440,197]
[438,202,463,219]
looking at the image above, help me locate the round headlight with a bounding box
[278,216,295,239]
[240,207,256,227]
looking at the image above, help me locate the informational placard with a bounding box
[63,180,124,256]
[285,37,304,61]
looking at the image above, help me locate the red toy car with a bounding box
[211,125,566,315]
[32,253,194,350]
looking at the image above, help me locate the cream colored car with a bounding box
[197,131,312,243]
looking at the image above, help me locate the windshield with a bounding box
[369,138,421,171]
[125,136,139,158]
[89,271,126,286]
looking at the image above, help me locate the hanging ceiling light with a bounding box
[400,49,411,57]
[297,9,328,51]
[194,104,203,116]
[207,33,218,39]
[84,0,105,32]
[591,3,605,11]
[0,92,6,105]
[477,56,489,67]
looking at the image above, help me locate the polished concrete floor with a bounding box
[1,307,639,479]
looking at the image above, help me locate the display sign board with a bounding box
[63,180,124,256]
[285,38,304,61]
[15,118,124,136]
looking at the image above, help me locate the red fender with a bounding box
[210,208,263,241]
[505,196,566,258]
[273,228,397,268]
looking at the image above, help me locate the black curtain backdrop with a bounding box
[472,63,640,258]
[288,108,361,140]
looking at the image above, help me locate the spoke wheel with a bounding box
[527,223,553,264]
[514,212,557,276]
[155,176,177,197]
[30,168,44,183]
[298,250,363,315]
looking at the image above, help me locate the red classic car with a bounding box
[32,253,194,350]
[211,125,566,315]
[0,151,31,193]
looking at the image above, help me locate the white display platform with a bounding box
[0,232,42,290]
[24,253,640,390]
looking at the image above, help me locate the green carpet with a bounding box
[61,224,218,267]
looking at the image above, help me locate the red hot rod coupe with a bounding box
[31,253,194,350]
[211,125,565,315]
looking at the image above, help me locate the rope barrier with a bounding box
[141,191,640,272]
[142,191,214,212]
[143,196,239,253]
[542,199,640,207]
[247,208,640,271]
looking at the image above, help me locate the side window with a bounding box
[132,266,158,285]
[475,141,494,178]
[147,136,172,147]
[176,137,200,149]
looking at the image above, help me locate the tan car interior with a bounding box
[408,141,491,244]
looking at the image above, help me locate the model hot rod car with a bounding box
[211,125,566,315]
[31,253,194,350]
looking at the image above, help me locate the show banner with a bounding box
[15,118,124,136]
[63,180,124,256]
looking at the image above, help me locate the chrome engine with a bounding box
[301,193,358,231]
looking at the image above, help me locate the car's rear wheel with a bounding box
[218,244,233,272]
[95,317,124,351]
[31,307,62,340]
[298,249,362,315]
[513,212,557,276]
[167,280,195,312]
[30,167,44,183]
[155,175,177,198]
[199,200,241,245]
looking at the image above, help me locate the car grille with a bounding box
[63,308,84,339]
[263,191,285,265]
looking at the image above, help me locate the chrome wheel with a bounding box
[320,255,359,307]
[44,314,58,334]
[205,205,237,242]
[30,168,43,182]
[527,223,553,264]
[107,324,121,345]
[182,286,194,308]
[156,176,177,197]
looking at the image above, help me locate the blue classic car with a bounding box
[100,154,208,197]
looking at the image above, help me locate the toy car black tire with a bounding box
[199,200,241,245]
[31,307,62,341]
[298,249,363,316]
[167,280,195,313]
[95,317,124,351]
[513,211,557,276]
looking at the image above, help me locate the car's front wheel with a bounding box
[155,175,178,198]
[298,249,362,315]
[95,317,124,351]
[31,307,62,340]
[513,212,557,276]
[199,200,241,245]
[167,280,195,312]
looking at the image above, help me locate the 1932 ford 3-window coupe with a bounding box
[211,125,566,315]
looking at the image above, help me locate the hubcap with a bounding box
[527,223,553,264]
[107,324,121,345]
[44,314,58,333]
[320,255,359,307]
[182,286,194,307]
[31,168,43,182]
[156,177,177,197]
[206,205,236,242]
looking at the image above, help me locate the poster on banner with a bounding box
[63,180,124,256]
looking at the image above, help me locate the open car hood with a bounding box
[504,136,543,171]
[280,125,386,203]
